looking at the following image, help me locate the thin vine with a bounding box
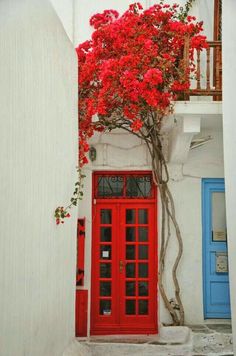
[178,0,196,22]
[54,168,85,224]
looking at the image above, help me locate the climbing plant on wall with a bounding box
[56,0,206,326]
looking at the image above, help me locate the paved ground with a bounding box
[189,323,233,355]
[67,323,233,356]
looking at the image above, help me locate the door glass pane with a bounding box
[126,245,135,260]
[138,282,148,296]
[126,176,152,198]
[138,300,148,315]
[126,300,136,315]
[126,282,135,296]
[126,227,135,242]
[138,209,148,224]
[138,245,148,259]
[100,245,111,260]
[101,209,112,224]
[126,263,136,278]
[100,263,111,278]
[97,176,124,198]
[100,300,111,315]
[100,282,111,296]
[101,227,112,242]
[138,227,148,241]
[212,192,227,241]
[138,263,148,277]
[126,209,135,224]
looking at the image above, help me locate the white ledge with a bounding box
[173,101,222,115]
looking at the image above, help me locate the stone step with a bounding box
[83,342,192,356]
[64,327,192,356]
[63,326,234,356]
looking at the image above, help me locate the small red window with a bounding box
[95,173,153,199]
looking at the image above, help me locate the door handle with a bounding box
[119,260,124,273]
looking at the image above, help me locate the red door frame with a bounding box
[90,171,158,335]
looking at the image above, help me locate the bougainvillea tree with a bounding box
[55,1,207,325]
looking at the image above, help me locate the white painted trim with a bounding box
[174,101,222,115]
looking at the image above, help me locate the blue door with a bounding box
[202,179,231,318]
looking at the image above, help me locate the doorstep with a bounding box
[65,326,192,356]
[64,324,234,356]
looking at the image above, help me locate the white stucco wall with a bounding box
[222,1,236,353]
[74,0,148,46]
[195,0,214,39]
[0,1,77,356]
[163,129,224,325]
[50,0,74,43]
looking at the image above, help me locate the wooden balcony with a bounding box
[183,40,222,101]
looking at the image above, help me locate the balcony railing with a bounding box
[183,40,222,100]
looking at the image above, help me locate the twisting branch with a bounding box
[116,111,185,325]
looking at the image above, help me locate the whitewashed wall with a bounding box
[164,128,224,324]
[222,1,236,353]
[0,1,77,356]
[74,0,148,45]
[50,0,74,43]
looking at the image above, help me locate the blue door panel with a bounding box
[210,282,230,305]
[202,178,231,319]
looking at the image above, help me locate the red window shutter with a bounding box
[76,218,85,286]
[75,289,88,337]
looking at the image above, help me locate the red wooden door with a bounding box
[91,172,157,335]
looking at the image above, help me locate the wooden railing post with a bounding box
[215,45,220,90]
[206,47,211,91]
[196,49,201,90]
[183,35,190,100]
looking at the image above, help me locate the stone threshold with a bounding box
[81,326,191,345]
[64,325,233,356]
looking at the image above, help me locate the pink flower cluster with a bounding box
[55,207,70,225]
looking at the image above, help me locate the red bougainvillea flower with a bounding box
[76,2,207,166]
[131,119,143,132]
[54,207,72,225]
